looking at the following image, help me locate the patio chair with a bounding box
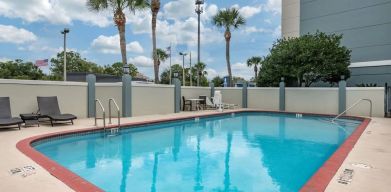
[0,97,23,130]
[205,97,217,109]
[199,96,207,109]
[37,96,77,126]
[182,96,192,111]
[211,97,238,109]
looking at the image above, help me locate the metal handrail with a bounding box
[108,98,120,128]
[95,99,106,129]
[332,99,372,122]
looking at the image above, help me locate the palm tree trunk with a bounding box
[225,30,232,87]
[152,0,160,84]
[118,24,128,74]
[254,66,258,80]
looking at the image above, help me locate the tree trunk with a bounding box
[151,0,160,84]
[118,24,127,74]
[254,65,258,80]
[114,9,128,74]
[225,30,232,87]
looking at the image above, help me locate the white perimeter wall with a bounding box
[346,87,384,117]
[96,83,122,117]
[132,84,174,116]
[181,87,211,99]
[0,79,88,117]
[286,88,339,115]
[248,88,279,110]
[0,79,385,118]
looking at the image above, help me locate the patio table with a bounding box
[186,99,204,111]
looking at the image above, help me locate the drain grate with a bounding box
[9,166,36,178]
[351,163,372,169]
[338,169,354,184]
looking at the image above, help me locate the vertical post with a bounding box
[279,77,285,111]
[122,74,132,117]
[338,76,346,114]
[87,74,96,118]
[242,82,248,108]
[174,78,181,113]
[210,82,215,98]
[63,32,67,81]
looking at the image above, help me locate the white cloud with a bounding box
[238,5,262,19]
[0,25,37,44]
[129,56,153,68]
[163,0,194,20]
[0,0,111,27]
[91,35,144,54]
[272,25,282,38]
[264,0,282,14]
[206,68,219,80]
[0,57,11,62]
[232,62,254,80]
[243,26,270,34]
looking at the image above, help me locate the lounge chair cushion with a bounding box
[0,117,23,126]
[46,114,77,121]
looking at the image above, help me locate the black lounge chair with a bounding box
[37,96,77,126]
[0,97,23,130]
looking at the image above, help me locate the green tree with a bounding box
[192,62,208,86]
[0,59,45,80]
[247,56,262,80]
[156,49,169,68]
[103,62,138,77]
[50,51,104,79]
[87,0,148,74]
[212,76,224,87]
[258,32,351,87]
[212,8,245,86]
[151,0,161,83]
[160,64,183,84]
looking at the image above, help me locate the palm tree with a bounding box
[156,48,168,68]
[87,0,148,74]
[193,62,207,86]
[247,56,262,80]
[212,8,245,86]
[151,0,160,83]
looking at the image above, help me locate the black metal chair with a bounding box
[37,96,77,126]
[199,95,207,110]
[182,96,192,111]
[0,97,23,130]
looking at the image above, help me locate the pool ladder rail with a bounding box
[108,98,121,130]
[332,99,372,122]
[94,98,121,133]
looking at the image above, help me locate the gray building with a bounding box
[282,0,391,86]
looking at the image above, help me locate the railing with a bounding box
[332,99,372,122]
[95,99,106,129]
[108,98,120,128]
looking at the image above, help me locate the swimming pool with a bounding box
[25,112,366,192]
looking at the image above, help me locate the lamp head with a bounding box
[61,28,70,34]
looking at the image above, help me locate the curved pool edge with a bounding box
[300,117,371,192]
[16,110,371,192]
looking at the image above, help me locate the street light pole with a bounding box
[189,51,192,87]
[195,0,204,86]
[179,52,187,86]
[61,28,70,81]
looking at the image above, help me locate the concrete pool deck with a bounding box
[0,109,390,192]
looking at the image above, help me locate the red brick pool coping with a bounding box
[16,110,371,192]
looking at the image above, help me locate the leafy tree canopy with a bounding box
[0,59,45,80]
[258,31,351,87]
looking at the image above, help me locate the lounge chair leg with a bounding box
[18,123,21,130]
[71,120,74,125]
[51,120,54,127]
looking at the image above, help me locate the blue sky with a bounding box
[0,0,281,80]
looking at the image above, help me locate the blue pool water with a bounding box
[34,112,361,192]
